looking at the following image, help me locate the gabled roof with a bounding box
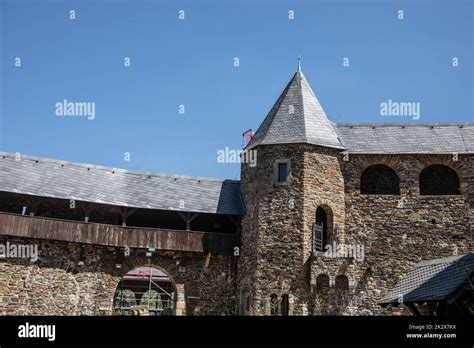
[0,152,245,215]
[246,70,344,150]
[336,124,474,154]
[379,253,474,305]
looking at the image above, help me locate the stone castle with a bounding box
[0,67,472,316]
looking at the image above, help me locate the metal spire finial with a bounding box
[297,56,302,72]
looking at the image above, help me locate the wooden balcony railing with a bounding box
[0,212,238,255]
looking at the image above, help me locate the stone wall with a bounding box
[238,144,349,315]
[1,149,472,317]
[239,143,473,316]
[238,144,308,315]
[302,144,347,255]
[0,237,235,315]
[338,153,473,315]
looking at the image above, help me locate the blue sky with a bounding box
[1,0,472,179]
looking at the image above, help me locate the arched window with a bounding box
[314,206,333,252]
[280,294,289,316]
[360,164,400,195]
[245,293,251,312]
[335,275,349,290]
[315,207,327,250]
[316,274,330,296]
[335,275,349,306]
[420,165,460,195]
[270,293,279,315]
[239,288,251,315]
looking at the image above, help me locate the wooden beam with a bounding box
[80,202,96,223]
[19,196,42,216]
[177,212,199,231]
[227,215,241,233]
[0,212,237,254]
[406,302,421,316]
[116,207,137,227]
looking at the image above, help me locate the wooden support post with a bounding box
[406,302,421,316]
[204,251,212,268]
[120,207,127,227]
[118,207,137,227]
[227,215,241,234]
[178,212,199,231]
[20,197,41,217]
[80,202,95,223]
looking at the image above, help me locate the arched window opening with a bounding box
[239,288,251,315]
[419,165,460,195]
[314,206,333,252]
[270,293,279,316]
[245,294,251,312]
[280,294,289,316]
[316,274,330,296]
[360,164,400,195]
[335,275,349,306]
[113,266,175,316]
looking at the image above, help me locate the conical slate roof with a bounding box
[246,69,344,150]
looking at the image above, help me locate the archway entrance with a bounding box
[112,266,175,316]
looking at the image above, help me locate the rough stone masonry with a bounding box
[0,68,472,315]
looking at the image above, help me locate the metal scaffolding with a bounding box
[112,267,175,316]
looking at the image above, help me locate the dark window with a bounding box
[335,275,349,291]
[360,164,400,195]
[335,275,350,306]
[315,207,328,251]
[316,275,330,295]
[420,165,460,195]
[280,294,289,316]
[239,289,250,315]
[270,294,279,315]
[277,163,288,183]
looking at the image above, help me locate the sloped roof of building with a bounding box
[245,69,473,154]
[245,69,344,150]
[336,124,474,154]
[379,253,474,305]
[0,152,245,215]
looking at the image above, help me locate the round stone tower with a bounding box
[237,66,346,315]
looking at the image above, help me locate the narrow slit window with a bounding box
[277,163,288,183]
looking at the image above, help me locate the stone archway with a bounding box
[112,265,185,316]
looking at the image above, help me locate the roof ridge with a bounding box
[0,151,237,183]
[336,123,473,127]
[245,72,298,149]
[297,71,308,143]
[416,253,473,267]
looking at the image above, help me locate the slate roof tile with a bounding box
[246,70,344,150]
[378,253,474,304]
[336,124,473,154]
[246,70,473,154]
[0,152,245,215]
